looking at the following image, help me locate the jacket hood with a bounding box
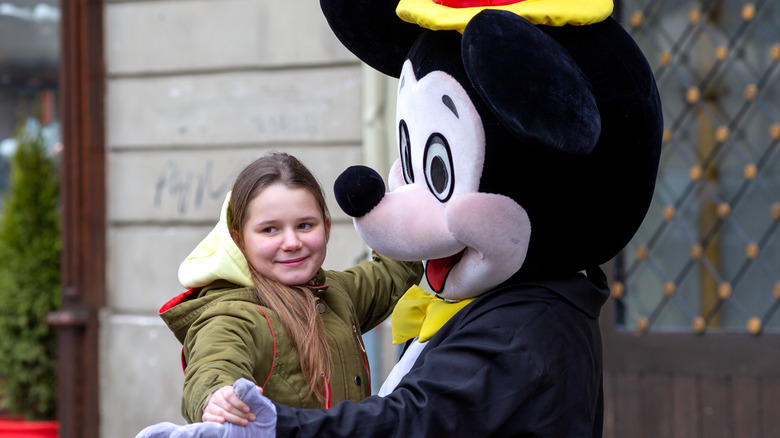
[178,192,253,289]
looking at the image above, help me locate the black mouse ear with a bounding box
[321,0,424,78]
[462,10,601,156]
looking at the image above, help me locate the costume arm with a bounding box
[328,252,422,332]
[181,302,268,423]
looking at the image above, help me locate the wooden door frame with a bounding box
[601,299,780,378]
[600,260,780,436]
[45,1,105,437]
[601,259,780,377]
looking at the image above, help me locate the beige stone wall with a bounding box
[100,0,371,434]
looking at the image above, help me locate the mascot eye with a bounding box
[399,120,414,184]
[424,134,454,202]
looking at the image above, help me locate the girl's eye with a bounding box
[298,223,312,230]
[262,226,278,234]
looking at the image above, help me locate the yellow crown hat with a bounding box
[396,0,613,33]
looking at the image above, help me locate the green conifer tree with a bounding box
[0,120,61,420]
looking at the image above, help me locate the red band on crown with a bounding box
[433,0,527,7]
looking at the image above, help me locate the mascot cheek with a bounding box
[440,193,531,300]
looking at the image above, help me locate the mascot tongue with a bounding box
[426,251,465,293]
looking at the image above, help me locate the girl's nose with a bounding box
[280,230,303,251]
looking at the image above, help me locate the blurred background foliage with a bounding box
[0,117,60,420]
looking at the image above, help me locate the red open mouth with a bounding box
[425,250,465,293]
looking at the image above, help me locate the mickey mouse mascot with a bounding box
[137,0,662,436]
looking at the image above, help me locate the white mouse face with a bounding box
[354,60,530,300]
[395,61,485,201]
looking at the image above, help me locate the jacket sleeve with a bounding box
[274,294,603,437]
[327,252,423,332]
[181,302,270,423]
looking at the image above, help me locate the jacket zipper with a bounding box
[352,323,371,394]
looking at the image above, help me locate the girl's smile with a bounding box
[278,257,306,267]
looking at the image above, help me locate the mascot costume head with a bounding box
[332,0,662,300]
[136,1,664,437]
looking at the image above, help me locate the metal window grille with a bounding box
[613,0,780,334]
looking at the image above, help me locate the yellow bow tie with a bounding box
[391,285,475,344]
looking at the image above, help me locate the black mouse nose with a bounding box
[334,165,386,217]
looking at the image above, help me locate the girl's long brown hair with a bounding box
[228,152,332,403]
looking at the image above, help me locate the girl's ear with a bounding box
[324,218,332,243]
[230,229,242,250]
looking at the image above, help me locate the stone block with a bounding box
[106,67,362,147]
[100,313,185,437]
[107,146,363,222]
[108,225,209,313]
[105,0,356,75]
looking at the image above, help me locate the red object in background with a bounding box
[40,91,55,126]
[0,417,59,438]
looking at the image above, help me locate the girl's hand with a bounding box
[201,385,263,425]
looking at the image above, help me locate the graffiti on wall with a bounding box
[153,159,232,216]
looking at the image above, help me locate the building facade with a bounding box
[36,0,780,436]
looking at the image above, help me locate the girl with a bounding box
[158,152,422,425]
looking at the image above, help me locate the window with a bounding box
[614,1,780,334]
[0,0,60,201]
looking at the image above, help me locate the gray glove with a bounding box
[135,421,224,438]
[135,378,277,438]
[229,377,277,437]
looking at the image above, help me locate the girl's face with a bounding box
[235,183,330,286]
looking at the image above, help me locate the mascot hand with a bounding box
[228,377,277,437]
[135,421,224,438]
[134,378,276,438]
